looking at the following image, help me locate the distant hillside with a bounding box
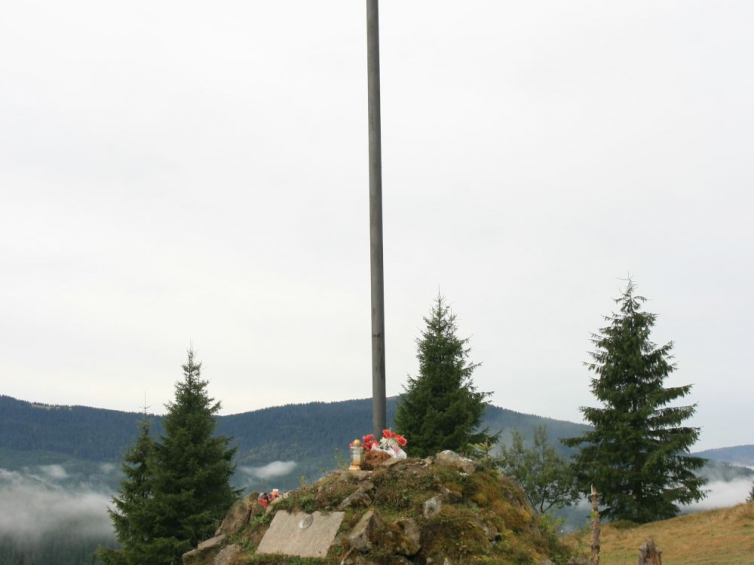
[1,393,749,494]
[1,393,751,565]
[0,394,589,467]
[0,395,148,461]
[694,444,754,469]
[483,404,592,455]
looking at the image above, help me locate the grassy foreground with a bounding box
[568,502,754,565]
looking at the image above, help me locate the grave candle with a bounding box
[349,439,364,471]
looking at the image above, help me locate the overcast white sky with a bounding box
[1,1,752,451]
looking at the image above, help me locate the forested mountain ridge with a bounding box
[0,393,593,565]
[694,445,754,468]
[0,394,590,467]
[1,394,751,565]
[3,393,750,479]
[0,395,149,461]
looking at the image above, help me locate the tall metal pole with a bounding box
[366,0,386,437]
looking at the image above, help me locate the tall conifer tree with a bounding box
[146,350,240,564]
[563,280,706,522]
[394,295,492,457]
[98,412,156,565]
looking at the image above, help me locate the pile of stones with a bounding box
[183,450,559,565]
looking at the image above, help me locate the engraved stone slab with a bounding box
[256,511,345,558]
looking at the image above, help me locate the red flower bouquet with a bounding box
[355,430,408,460]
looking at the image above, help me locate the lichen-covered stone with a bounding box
[215,497,252,536]
[182,535,225,565]
[348,510,382,551]
[359,480,375,492]
[382,457,407,470]
[338,488,372,510]
[439,484,463,502]
[393,518,421,556]
[423,495,443,519]
[197,535,225,551]
[182,549,201,565]
[436,450,476,474]
[213,544,241,565]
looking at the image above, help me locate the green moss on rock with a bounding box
[182,455,573,565]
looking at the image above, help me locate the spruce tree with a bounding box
[146,350,240,565]
[563,280,706,523]
[394,295,492,457]
[98,413,156,565]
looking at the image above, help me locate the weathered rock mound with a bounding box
[183,451,570,565]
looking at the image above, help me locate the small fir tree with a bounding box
[747,481,754,504]
[563,280,706,523]
[394,295,493,457]
[498,427,580,514]
[98,412,156,565]
[146,350,240,565]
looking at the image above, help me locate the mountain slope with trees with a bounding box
[1,392,752,565]
[693,445,754,469]
[0,395,590,470]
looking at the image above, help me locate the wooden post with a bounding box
[591,484,600,565]
[639,539,663,565]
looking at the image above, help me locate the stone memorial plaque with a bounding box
[256,510,345,558]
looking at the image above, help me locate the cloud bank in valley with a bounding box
[688,478,753,511]
[38,464,69,480]
[240,461,297,480]
[0,468,114,542]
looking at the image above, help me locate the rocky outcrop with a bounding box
[215,493,263,536]
[436,450,476,474]
[394,518,421,555]
[181,450,569,565]
[423,495,443,519]
[338,488,372,510]
[182,535,225,565]
[213,545,241,565]
[348,510,382,551]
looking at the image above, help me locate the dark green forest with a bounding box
[0,397,149,462]
[0,395,590,467]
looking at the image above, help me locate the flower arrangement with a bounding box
[353,429,407,459]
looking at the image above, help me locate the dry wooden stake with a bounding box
[591,484,600,565]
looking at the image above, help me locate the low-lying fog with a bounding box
[0,468,114,543]
[1,460,751,547]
